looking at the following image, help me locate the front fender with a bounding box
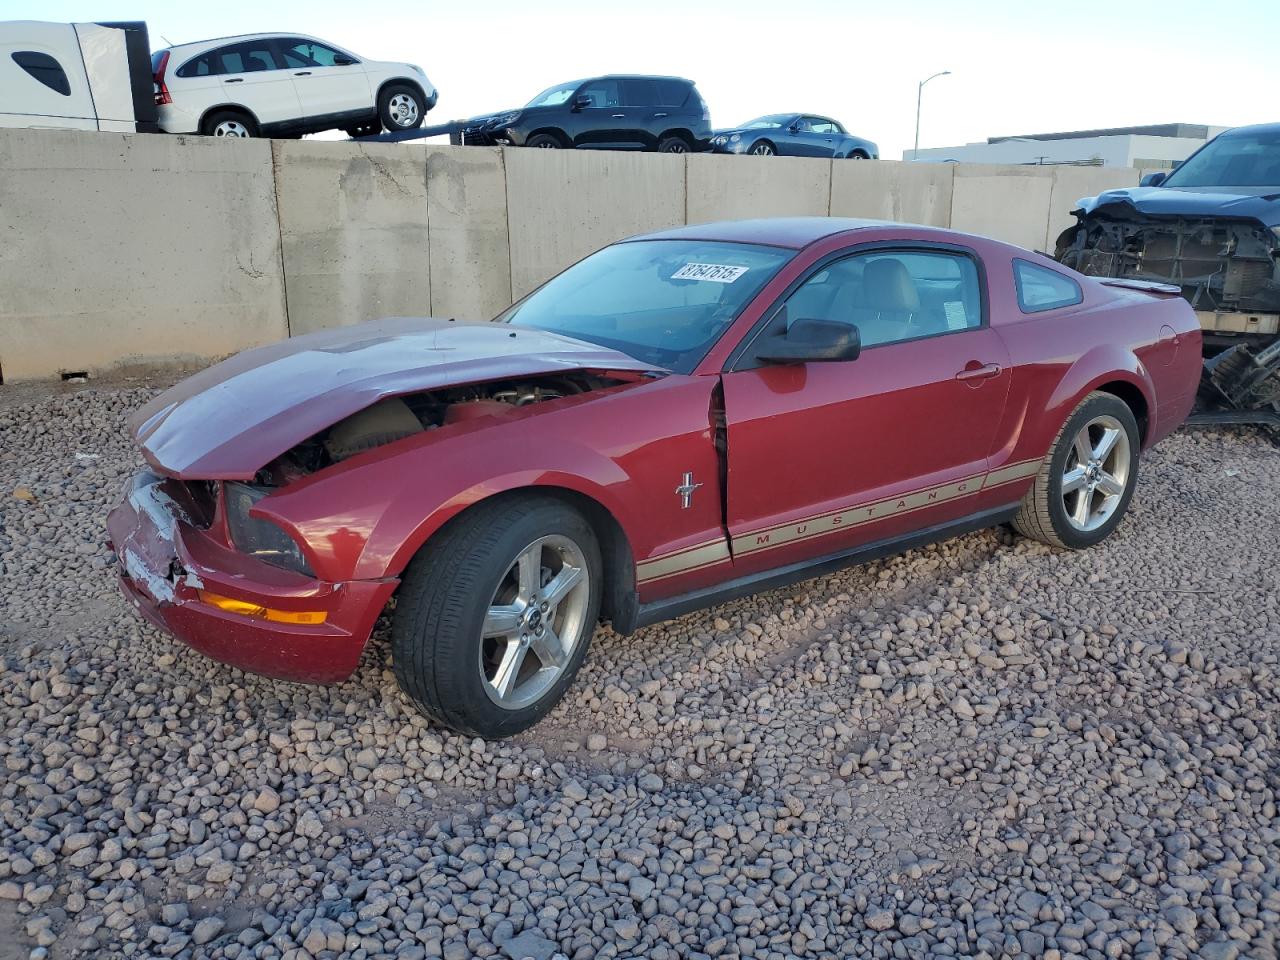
[254,375,720,583]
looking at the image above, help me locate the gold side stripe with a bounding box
[636,540,731,583]
[635,457,1043,583]
[984,459,1043,488]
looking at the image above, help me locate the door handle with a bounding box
[294,71,312,76]
[955,362,1001,382]
[654,112,668,118]
[611,113,625,118]
[225,78,243,83]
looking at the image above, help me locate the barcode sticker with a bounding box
[672,263,749,283]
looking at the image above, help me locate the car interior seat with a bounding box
[851,258,921,345]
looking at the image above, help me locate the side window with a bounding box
[219,41,281,75]
[809,120,838,134]
[176,53,219,78]
[577,79,620,108]
[11,51,70,95]
[621,79,659,107]
[656,80,689,107]
[277,39,351,68]
[775,250,982,349]
[1014,260,1083,313]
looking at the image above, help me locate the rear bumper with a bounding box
[107,472,397,684]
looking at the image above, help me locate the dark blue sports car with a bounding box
[710,114,878,159]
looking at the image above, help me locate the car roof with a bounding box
[1218,122,1280,138]
[630,217,951,249]
[558,74,694,86]
[162,32,319,53]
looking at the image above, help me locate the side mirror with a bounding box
[571,94,593,111]
[756,317,861,364]
[788,123,801,135]
[1140,171,1167,187]
[332,55,356,66]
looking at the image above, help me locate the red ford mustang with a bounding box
[108,218,1201,737]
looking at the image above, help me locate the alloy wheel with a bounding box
[389,93,419,127]
[1061,414,1131,532]
[478,535,591,710]
[214,120,249,137]
[751,143,774,156]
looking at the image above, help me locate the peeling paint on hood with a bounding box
[131,317,661,480]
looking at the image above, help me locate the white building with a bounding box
[907,123,1229,169]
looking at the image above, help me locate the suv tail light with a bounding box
[153,50,171,106]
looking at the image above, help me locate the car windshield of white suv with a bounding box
[498,240,793,374]
[1162,129,1280,190]
[526,83,578,108]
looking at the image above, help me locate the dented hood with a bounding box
[132,317,659,480]
[1076,186,1280,227]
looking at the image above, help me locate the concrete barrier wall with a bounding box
[272,140,431,336]
[0,130,1140,381]
[0,130,288,381]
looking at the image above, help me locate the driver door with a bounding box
[571,79,629,148]
[274,37,371,118]
[720,245,1012,577]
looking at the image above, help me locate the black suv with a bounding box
[452,75,711,153]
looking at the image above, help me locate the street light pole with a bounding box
[914,70,951,160]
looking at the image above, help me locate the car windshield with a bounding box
[526,82,578,108]
[497,239,793,373]
[741,115,790,129]
[1162,129,1280,189]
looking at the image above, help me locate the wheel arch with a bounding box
[527,127,571,147]
[658,128,694,146]
[1093,379,1150,445]
[376,76,428,106]
[388,483,639,627]
[198,103,259,134]
[749,137,776,154]
[1046,348,1155,449]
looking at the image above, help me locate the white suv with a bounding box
[152,33,436,138]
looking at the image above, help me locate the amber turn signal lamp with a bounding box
[197,590,327,625]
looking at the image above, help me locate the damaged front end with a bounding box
[1057,210,1280,427]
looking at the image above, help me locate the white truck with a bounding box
[0,20,158,133]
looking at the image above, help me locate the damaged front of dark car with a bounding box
[1055,122,1280,425]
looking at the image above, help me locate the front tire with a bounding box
[378,84,425,131]
[526,133,563,149]
[1013,392,1140,549]
[392,496,602,738]
[748,140,775,156]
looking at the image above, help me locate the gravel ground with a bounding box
[1,380,1278,960]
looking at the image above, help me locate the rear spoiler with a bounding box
[1098,277,1182,297]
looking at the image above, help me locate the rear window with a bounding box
[176,53,218,78]
[1014,260,1083,313]
[11,51,70,96]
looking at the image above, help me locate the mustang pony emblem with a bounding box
[675,472,703,509]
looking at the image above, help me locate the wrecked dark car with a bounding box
[1055,122,1280,425]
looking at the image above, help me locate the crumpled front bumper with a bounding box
[106,472,397,684]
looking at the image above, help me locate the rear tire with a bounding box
[201,110,257,138]
[657,135,690,153]
[1013,392,1140,549]
[526,133,563,149]
[392,496,602,738]
[378,83,425,131]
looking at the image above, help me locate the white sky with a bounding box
[13,0,1280,157]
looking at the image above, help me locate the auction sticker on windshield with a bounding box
[672,263,749,283]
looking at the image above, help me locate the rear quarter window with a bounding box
[657,80,690,107]
[11,51,70,96]
[1014,259,1083,313]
